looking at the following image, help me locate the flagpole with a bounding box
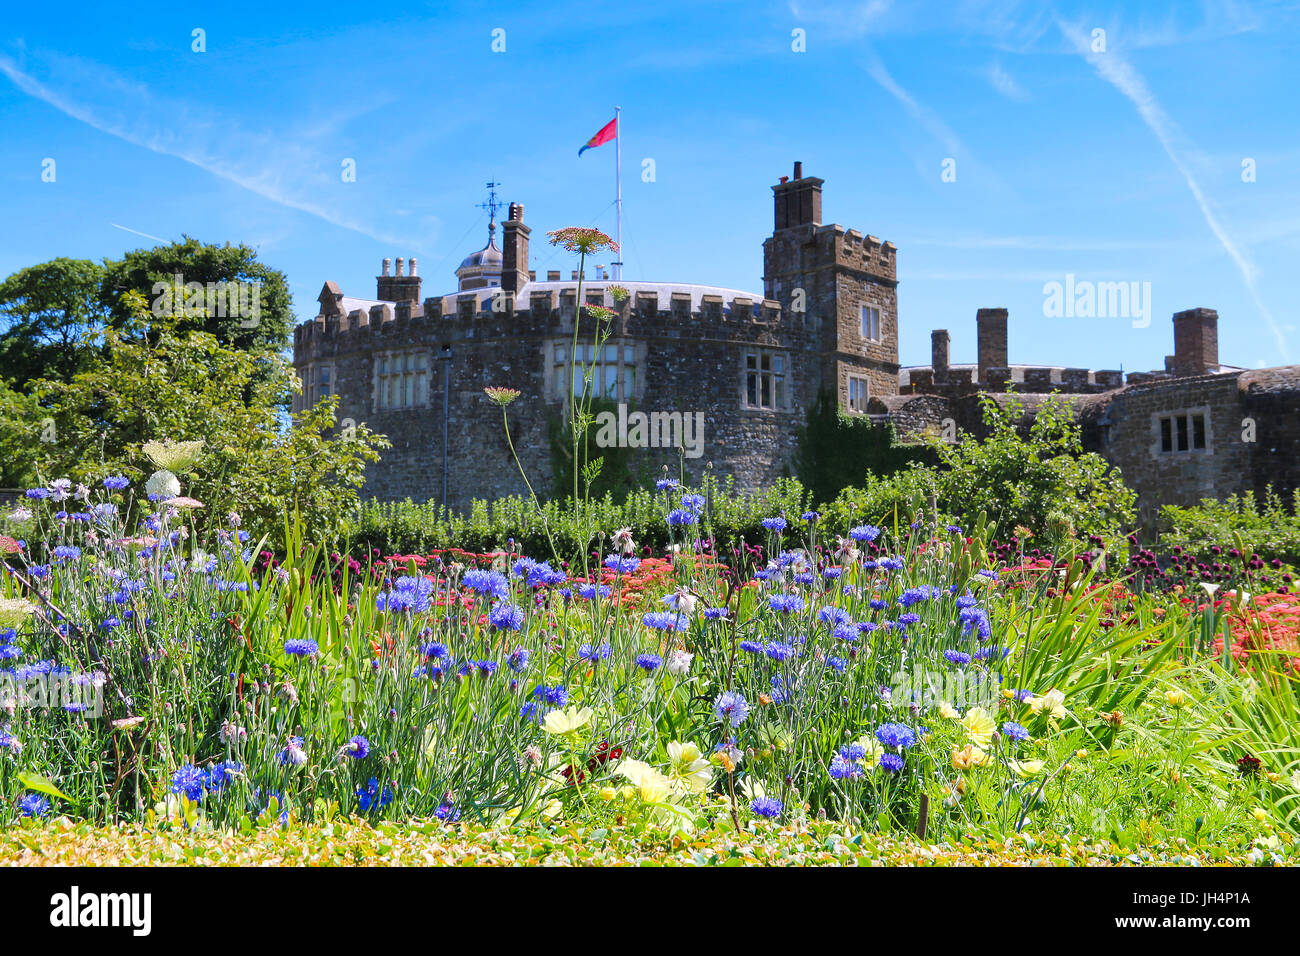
[614,105,623,281]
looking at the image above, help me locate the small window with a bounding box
[860,305,881,341]
[744,350,787,410]
[848,376,869,413]
[1157,411,1210,455]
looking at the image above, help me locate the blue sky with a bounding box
[2,0,1297,373]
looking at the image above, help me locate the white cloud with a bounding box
[1058,19,1288,360]
[987,60,1029,100]
[0,51,425,249]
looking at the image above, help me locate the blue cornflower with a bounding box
[898,612,921,626]
[768,593,805,614]
[960,606,993,641]
[346,735,371,759]
[764,641,795,662]
[52,545,81,561]
[849,524,880,542]
[579,642,612,662]
[713,691,750,727]
[955,593,979,609]
[943,649,972,666]
[843,742,868,761]
[655,478,679,490]
[875,723,917,749]
[703,607,729,620]
[681,493,706,513]
[642,611,688,631]
[489,603,525,631]
[667,508,698,527]
[421,642,449,660]
[635,653,662,672]
[207,760,243,793]
[0,645,22,662]
[1002,721,1031,742]
[103,476,130,490]
[603,554,641,574]
[826,656,847,673]
[18,793,50,817]
[832,623,859,643]
[817,605,852,626]
[879,753,905,773]
[946,525,963,534]
[578,583,612,601]
[750,796,782,818]
[533,684,569,706]
[829,754,863,780]
[171,764,208,801]
[762,516,787,532]
[507,648,530,672]
[823,567,843,579]
[462,569,510,599]
[356,777,393,813]
[284,638,318,657]
[802,511,820,522]
[739,640,764,654]
[434,801,460,822]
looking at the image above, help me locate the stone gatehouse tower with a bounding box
[294,164,898,508]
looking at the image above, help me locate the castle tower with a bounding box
[761,161,899,405]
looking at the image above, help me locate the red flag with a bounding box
[578,116,618,156]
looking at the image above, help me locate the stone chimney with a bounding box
[1172,308,1219,377]
[931,329,950,382]
[772,161,823,231]
[377,256,421,303]
[976,308,1009,384]
[501,202,531,294]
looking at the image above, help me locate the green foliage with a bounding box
[1160,488,1300,567]
[547,396,643,503]
[794,387,934,505]
[930,394,1136,542]
[21,292,386,545]
[350,475,812,560]
[0,257,108,388]
[99,236,294,358]
[0,380,43,488]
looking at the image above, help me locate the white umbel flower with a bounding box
[145,470,181,499]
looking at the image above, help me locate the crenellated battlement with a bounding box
[294,283,787,361]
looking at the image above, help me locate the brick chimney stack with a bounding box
[1172,308,1220,377]
[377,256,421,303]
[931,329,950,382]
[772,161,823,231]
[501,202,531,294]
[976,308,1009,384]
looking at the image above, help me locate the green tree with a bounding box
[24,291,387,545]
[99,236,293,357]
[0,379,43,488]
[0,258,108,388]
[931,393,1135,541]
[794,387,933,506]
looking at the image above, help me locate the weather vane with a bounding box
[476,180,502,235]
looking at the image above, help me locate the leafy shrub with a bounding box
[1160,489,1300,568]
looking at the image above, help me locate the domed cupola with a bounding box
[456,223,504,291]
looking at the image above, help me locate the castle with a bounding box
[294,164,1300,522]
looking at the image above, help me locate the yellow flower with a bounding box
[666,741,713,794]
[1164,688,1188,708]
[1009,759,1044,778]
[541,705,594,736]
[1251,807,1269,824]
[1291,770,1300,792]
[614,758,671,803]
[1075,749,1087,760]
[961,706,996,748]
[1029,688,1068,720]
[598,787,618,802]
[951,744,990,770]
[937,701,959,720]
